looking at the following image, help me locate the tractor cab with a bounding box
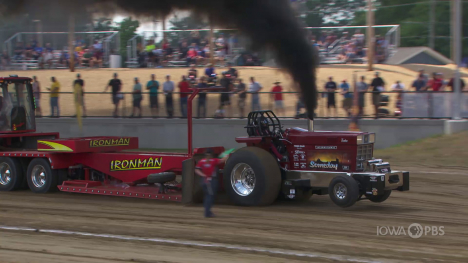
[0,76,36,133]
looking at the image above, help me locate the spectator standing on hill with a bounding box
[325,76,337,117]
[236,79,247,118]
[147,74,159,117]
[32,76,42,117]
[447,77,466,92]
[370,72,385,119]
[47,77,60,118]
[340,79,353,117]
[391,80,405,112]
[163,75,175,118]
[197,76,208,118]
[356,76,368,117]
[131,78,143,118]
[391,80,405,91]
[271,81,285,116]
[249,77,262,111]
[418,69,429,85]
[426,73,444,91]
[178,76,191,118]
[104,73,123,118]
[412,75,426,91]
[73,74,87,117]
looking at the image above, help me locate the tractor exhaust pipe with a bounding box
[308,118,314,132]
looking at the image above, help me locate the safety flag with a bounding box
[218,148,236,159]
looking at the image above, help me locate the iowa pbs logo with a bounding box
[377,223,445,239]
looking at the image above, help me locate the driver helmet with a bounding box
[257,116,270,135]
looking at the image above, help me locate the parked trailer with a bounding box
[0,76,409,207]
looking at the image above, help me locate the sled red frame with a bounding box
[0,78,223,203]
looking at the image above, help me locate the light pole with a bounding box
[366,0,375,71]
[452,0,462,120]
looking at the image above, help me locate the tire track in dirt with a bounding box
[0,169,467,262]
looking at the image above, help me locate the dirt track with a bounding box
[1,167,468,263]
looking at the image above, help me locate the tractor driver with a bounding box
[257,116,272,136]
[195,148,229,218]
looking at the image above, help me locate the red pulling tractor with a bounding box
[0,76,409,208]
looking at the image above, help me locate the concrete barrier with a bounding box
[35,118,458,150]
[444,120,468,135]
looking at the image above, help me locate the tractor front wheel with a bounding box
[27,158,58,193]
[0,157,24,191]
[328,175,360,208]
[223,147,281,206]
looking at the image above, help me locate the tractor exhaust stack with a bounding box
[308,118,314,132]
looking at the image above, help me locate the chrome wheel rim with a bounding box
[231,163,256,196]
[0,163,12,186]
[334,183,347,200]
[31,165,46,188]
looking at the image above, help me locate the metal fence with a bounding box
[32,90,468,119]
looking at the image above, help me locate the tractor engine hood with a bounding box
[284,128,375,145]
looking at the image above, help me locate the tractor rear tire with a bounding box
[223,147,281,206]
[27,158,58,193]
[366,190,392,203]
[0,157,24,192]
[328,175,360,208]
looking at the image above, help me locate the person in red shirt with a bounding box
[270,81,285,116]
[178,76,192,118]
[186,47,198,66]
[195,148,229,218]
[162,40,169,50]
[426,73,445,91]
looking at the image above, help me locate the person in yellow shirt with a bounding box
[47,77,60,117]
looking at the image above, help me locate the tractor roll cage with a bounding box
[245,110,283,137]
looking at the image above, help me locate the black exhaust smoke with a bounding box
[0,0,317,118]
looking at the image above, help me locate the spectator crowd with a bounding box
[1,37,107,70]
[27,65,468,119]
[28,63,290,119]
[322,69,467,119]
[136,32,261,68]
[311,30,390,64]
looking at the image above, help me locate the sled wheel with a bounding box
[27,158,58,193]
